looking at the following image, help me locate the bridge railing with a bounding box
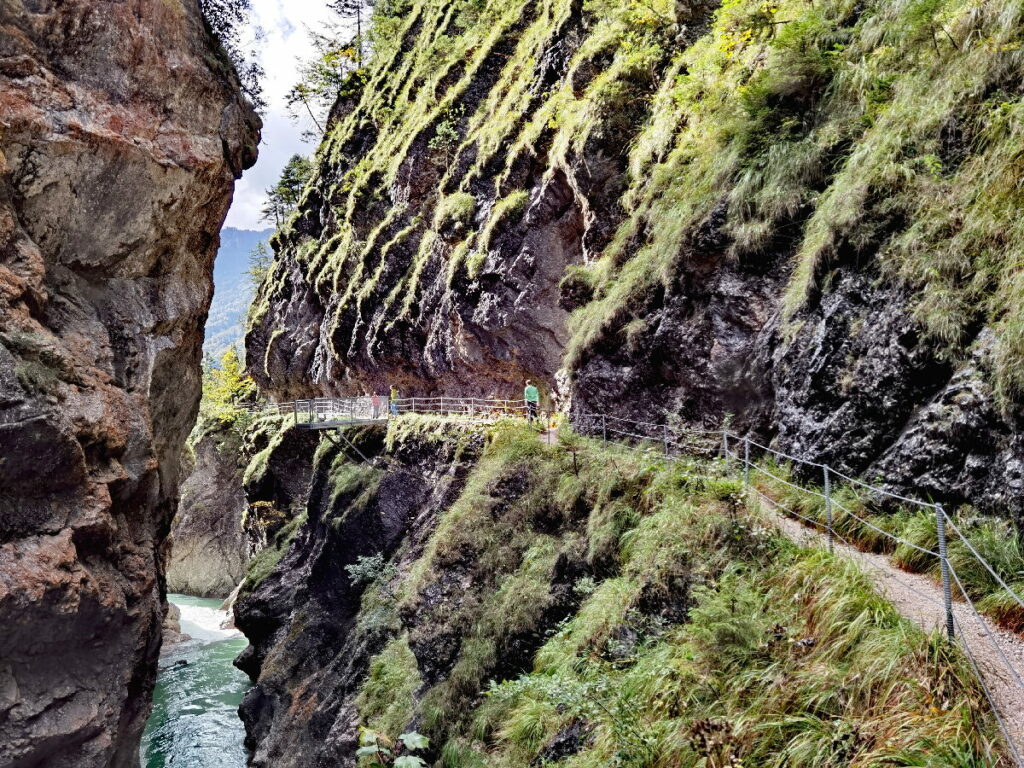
[244,396,532,424]
[574,410,1024,766]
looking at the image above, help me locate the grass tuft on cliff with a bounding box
[250,0,1024,413]
[344,421,1008,767]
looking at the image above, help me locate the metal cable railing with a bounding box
[238,399,1022,760]
[245,396,534,425]
[573,409,1024,765]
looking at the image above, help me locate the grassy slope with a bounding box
[565,0,1024,403]
[349,422,1008,767]
[255,0,1024,408]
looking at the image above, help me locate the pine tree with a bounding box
[261,155,314,226]
[202,347,255,423]
[247,241,273,290]
[329,0,375,65]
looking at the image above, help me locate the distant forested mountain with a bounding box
[205,227,272,363]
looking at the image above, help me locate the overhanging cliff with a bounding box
[250,0,1024,521]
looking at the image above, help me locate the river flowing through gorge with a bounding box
[141,596,249,768]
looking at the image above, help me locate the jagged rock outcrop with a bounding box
[252,0,1024,522]
[242,418,321,521]
[235,423,483,766]
[162,602,191,647]
[167,422,249,598]
[0,1,259,765]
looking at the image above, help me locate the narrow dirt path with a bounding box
[751,490,1024,763]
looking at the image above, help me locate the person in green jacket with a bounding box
[390,385,399,416]
[524,379,540,424]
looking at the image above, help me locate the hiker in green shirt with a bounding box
[524,380,540,424]
[390,385,399,416]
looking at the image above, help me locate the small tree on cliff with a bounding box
[285,0,380,136]
[286,32,361,138]
[201,347,256,426]
[329,0,375,66]
[247,241,273,290]
[199,0,266,109]
[261,155,314,226]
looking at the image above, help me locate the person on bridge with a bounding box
[390,385,399,416]
[371,392,383,419]
[524,379,540,424]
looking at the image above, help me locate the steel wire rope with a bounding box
[579,412,725,437]
[826,497,941,558]
[951,609,1024,767]
[740,434,939,510]
[947,564,1024,696]
[583,414,1024,760]
[607,427,661,442]
[748,462,830,502]
[751,488,832,534]
[748,487,949,611]
[739,452,941,558]
[942,512,1024,613]
[602,413,667,429]
[824,464,939,510]
[742,436,826,470]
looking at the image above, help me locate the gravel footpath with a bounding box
[753,490,1024,765]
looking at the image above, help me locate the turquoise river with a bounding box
[141,594,250,767]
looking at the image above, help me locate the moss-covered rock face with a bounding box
[233,418,485,765]
[252,0,1024,516]
[242,416,322,515]
[232,421,1008,767]
[247,0,660,400]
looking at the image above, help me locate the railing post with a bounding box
[721,431,729,465]
[662,424,669,457]
[601,414,607,443]
[292,400,297,426]
[936,504,955,641]
[823,465,833,554]
[743,437,750,488]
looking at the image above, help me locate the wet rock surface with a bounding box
[162,602,192,647]
[0,1,259,765]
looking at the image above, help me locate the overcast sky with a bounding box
[225,0,339,231]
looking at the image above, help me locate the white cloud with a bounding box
[225,0,339,230]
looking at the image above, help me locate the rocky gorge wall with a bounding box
[234,419,483,766]
[166,421,250,598]
[0,1,259,765]
[250,0,1024,523]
